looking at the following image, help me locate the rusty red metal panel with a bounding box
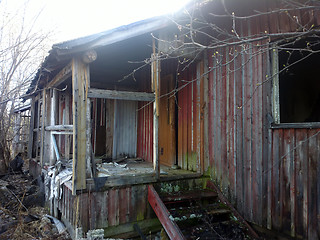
[137,102,153,162]
[147,185,186,240]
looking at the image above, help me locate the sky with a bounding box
[22,0,192,43]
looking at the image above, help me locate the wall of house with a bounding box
[198,1,320,239]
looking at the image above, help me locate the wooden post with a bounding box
[28,97,35,159]
[13,111,21,157]
[49,89,57,165]
[40,89,46,167]
[65,93,70,160]
[151,50,160,178]
[86,80,93,178]
[72,57,89,194]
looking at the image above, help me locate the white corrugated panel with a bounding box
[112,100,137,159]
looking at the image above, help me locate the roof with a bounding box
[26,16,170,96]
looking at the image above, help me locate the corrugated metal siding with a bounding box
[137,101,153,162]
[112,100,138,159]
[204,1,320,238]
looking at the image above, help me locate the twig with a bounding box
[6,188,28,212]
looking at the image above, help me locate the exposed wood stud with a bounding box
[40,89,47,167]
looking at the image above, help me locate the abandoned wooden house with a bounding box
[26,0,320,239]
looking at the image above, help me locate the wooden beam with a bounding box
[27,98,35,159]
[45,125,73,131]
[65,93,71,160]
[72,58,89,194]
[153,102,159,179]
[51,133,60,161]
[148,185,186,240]
[40,89,47,167]
[151,48,160,179]
[49,89,57,165]
[88,88,155,102]
[51,131,73,135]
[47,62,72,88]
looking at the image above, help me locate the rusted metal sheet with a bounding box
[137,101,153,162]
[112,100,138,159]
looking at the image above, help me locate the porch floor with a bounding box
[95,158,201,181]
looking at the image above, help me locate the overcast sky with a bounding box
[17,0,192,43]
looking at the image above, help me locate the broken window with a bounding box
[273,36,320,123]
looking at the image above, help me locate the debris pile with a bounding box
[0,171,70,239]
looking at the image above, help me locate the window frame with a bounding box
[270,44,320,129]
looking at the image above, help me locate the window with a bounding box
[273,37,320,124]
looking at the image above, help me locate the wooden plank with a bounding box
[45,125,73,131]
[220,47,228,196]
[40,89,47,168]
[302,130,309,237]
[80,193,89,233]
[282,129,293,235]
[97,191,109,228]
[86,174,156,191]
[50,89,58,165]
[65,94,70,160]
[295,129,305,237]
[119,188,129,224]
[105,99,114,159]
[47,62,72,88]
[89,191,96,230]
[72,57,88,193]
[202,53,209,173]
[108,189,120,227]
[307,129,318,239]
[51,133,60,161]
[271,122,320,129]
[27,98,35,159]
[86,98,92,178]
[104,218,161,239]
[199,61,204,174]
[234,45,244,215]
[228,46,236,205]
[88,88,155,102]
[148,185,186,240]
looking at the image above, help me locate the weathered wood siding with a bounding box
[59,183,150,234]
[177,64,201,172]
[202,1,320,238]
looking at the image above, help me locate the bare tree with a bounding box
[0,0,50,173]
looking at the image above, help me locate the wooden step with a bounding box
[169,208,232,222]
[161,189,218,203]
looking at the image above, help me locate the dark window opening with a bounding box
[279,37,320,123]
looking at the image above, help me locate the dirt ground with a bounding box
[0,171,70,240]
